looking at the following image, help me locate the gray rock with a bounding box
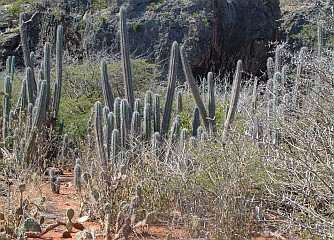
[0,0,280,76]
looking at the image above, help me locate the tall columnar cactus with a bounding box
[152,132,161,158]
[222,60,243,143]
[153,94,160,133]
[19,13,33,72]
[134,98,141,116]
[120,110,127,149]
[281,65,289,94]
[131,111,141,137]
[273,72,282,106]
[54,25,63,119]
[207,72,216,134]
[44,42,51,111]
[94,101,106,165]
[274,45,282,73]
[191,107,200,137]
[180,128,188,145]
[105,112,115,160]
[161,41,179,136]
[189,136,196,147]
[120,7,135,111]
[33,80,47,127]
[144,103,152,142]
[293,47,308,108]
[6,56,15,81]
[176,91,182,113]
[180,45,209,131]
[61,133,69,165]
[145,90,153,109]
[74,159,82,191]
[121,99,131,131]
[251,77,258,115]
[266,57,274,80]
[114,97,121,131]
[26,67,36,105]
[2,76,12,142]
[111,128,120,164]
[101,59,114,111]
[19,78,28,108]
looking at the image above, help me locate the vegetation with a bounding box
[1,3,334,240]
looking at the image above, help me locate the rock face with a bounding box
[0,0,280,76]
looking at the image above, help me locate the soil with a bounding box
[1,171,279,240]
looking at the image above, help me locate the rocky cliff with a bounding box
[0,0,280,76]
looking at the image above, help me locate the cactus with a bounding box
[19,13,33,72]
[26,67,36,105]
[120,7,135,111]
[145,90,153,108]
[180,128,188,143]
[105,112,115,160]
[94,101,106,165]
[207,72,216,134]
[190,136,196,147]
[180,45,209,131]
[44,42,51,111]
[293,47,308,108]
[49,168,59,194]
[54,25,63,119]
[274,45,282,73]
[134,98,141,115]
[111,129,120,164]
[33,80,47,127]
[191,107,200,137]
[2,76,12,142]
[152,132,161,158]
[66,208,75,232]
[222,60,243,143]
[251,77,258,115]
[121,99,131,131]
[153,94,160,133]
[161,41,179,136]
[266,57,274,80]
[74,160,81,191]
[200,132,208,141]
[273,72,282,106]
[114,97,121,131]
[143,103,152,142]
[61,133,68,163]
[101,59,114,111]
[281,65,288,94]
[6,56,15,81]
[176,91,182,113]
[197,126,204,138]
[131,111,141,138]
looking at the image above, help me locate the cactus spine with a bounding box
[207,72,216,134]
[161,41,179,136]
[120,7,134,111]
[222,60,243,143]
[180,45,209,131]
[101,59,114,111]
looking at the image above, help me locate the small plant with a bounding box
[132,22,142,32]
